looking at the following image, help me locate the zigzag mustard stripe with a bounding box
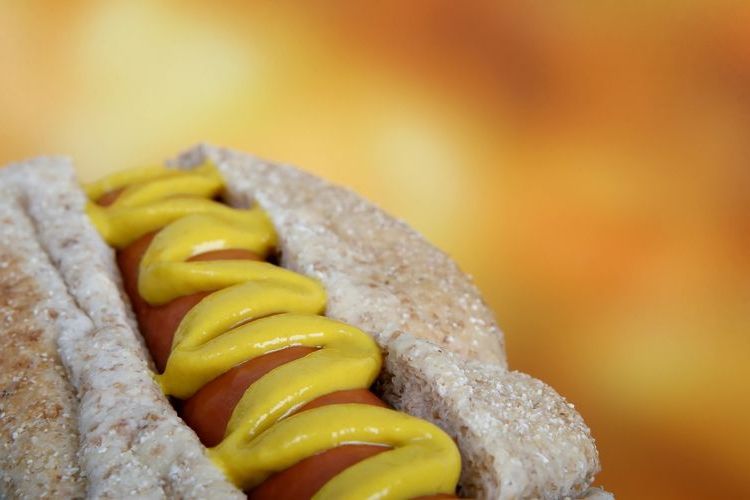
[85,163,461,498]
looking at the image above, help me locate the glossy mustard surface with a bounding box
[85,163,461,498]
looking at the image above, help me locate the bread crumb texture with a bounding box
[0,179,86,499]
[0,158,242,499]
[381,332,600,499]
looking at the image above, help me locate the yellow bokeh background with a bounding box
[2,2,749,498]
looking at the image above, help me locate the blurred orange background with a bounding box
[2,2,749,498]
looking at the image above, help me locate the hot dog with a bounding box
[0,145,611,499]
[90,166,461,498]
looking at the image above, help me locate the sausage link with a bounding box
[106,188,456,499]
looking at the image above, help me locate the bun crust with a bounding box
[381,333,599,499]
[0,178,85,499]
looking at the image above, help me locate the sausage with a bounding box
[117,232,264,371]
[96,187,124,207]
[105,188,456,499]
[248,444,388,500]
[181,345,318,447]
[117,232,210,370]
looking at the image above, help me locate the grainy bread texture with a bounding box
[172,145,507,367]
[172,144,605,499]
[380,332,599,499]
[1,158,242,499]
[0,182,86,499]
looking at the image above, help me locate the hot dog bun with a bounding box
[0,147,607,499]
[0,173,85,498]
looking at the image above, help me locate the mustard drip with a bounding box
[85,163,461,499]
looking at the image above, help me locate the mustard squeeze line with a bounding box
[84,163,461,498]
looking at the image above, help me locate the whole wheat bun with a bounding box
[0,146,610,499]
[1,158,243,499]
[0,174,86,498]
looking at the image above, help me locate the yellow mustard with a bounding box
[84,163,461,499]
